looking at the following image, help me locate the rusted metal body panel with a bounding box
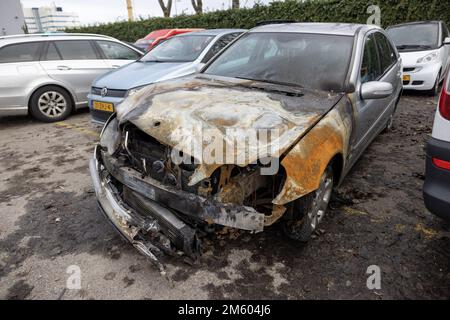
[274,99,353,205]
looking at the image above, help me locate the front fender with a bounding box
[273,102,352,205]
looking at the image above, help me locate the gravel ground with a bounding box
[0,93,449,300]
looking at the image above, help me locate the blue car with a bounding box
[88,29,245,123]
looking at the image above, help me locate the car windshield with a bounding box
[387,23,439,50]
[139,35,214,62]
[203,32,354,92]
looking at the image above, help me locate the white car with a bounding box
[424,71,450,221]
[387,21,450,95]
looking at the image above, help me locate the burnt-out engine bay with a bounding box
[99,122,287,258]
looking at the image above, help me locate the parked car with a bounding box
[424,72,450,221]
[387,21,450,95]
[134,28,203,52]
[89,29,245,124]
[0,33,143,122]
[90,23,402,260]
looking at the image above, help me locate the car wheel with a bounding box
[283,165,334,242]
[30,86,72,122]
[428,74,440,97]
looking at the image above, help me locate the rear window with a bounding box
[0,42,42,63]
[54,40,98,60]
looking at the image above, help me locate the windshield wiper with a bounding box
[235,77,304,97]
[396,44,432,50]
[235,77,303,88]
[141,59,192,63]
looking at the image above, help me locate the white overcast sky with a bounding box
[20,0,272,25]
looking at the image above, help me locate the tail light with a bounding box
[439,77,450,120]
[432,157,450,171]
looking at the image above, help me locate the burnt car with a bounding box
[90,23,402,261]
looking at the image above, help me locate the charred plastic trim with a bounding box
[90,147,200,261]
[96,147,266,232]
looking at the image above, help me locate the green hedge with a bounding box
[66,0,450,42]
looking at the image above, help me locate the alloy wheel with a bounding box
[308,167,334,230]
[38,91,67,118]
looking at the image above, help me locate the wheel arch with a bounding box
[330,153,344,187]
[273,108,349,206]
[27,83,76,113]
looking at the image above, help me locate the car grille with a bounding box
[403,67,416,73]
[91,87,127,98]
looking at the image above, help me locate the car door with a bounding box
[352,32,400,158]
[352,32,383,155]
[94,40,142,69]
[373,31,401,124]
[0,41,47,111]
[39,40,110,103]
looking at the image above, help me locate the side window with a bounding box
[0,42,42,63]
[202,33,242,63]
[360,34,381,83]
[54,40,98,60]
[374,32,397,74]
[44,42,62,61]
[96,40,141,60]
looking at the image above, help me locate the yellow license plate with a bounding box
[403,75,411,82]
[93,101,114,112]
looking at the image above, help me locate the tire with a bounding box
[427,74,440,97]
[383,113,395,133]
[383,94,401,133]
[283,165,334,242]
[29,86,73,122]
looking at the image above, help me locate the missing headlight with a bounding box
[100,116,121,155]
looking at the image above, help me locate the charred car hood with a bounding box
[116,75,343,184]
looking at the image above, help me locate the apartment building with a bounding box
[23,3,81,33]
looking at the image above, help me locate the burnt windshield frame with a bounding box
[202,32,355,92]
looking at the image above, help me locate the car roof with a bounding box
[177,29,246,37]
[250,22,380,36]
[387,21,442,29]
[0,33,120,46]
[144,28,203,39]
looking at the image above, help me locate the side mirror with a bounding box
[360,81,394,100]
[444,37,450,45]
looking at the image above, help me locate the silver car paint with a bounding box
[0,34,143,117]
[345,26,403,175]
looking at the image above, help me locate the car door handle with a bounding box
[57,65,71,70]
[112,65,120,68]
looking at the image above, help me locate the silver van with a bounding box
[0,33,143,122]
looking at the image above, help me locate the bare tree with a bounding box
[191,0,203,14]
[158,0,172,17]
[232,0,239,9]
